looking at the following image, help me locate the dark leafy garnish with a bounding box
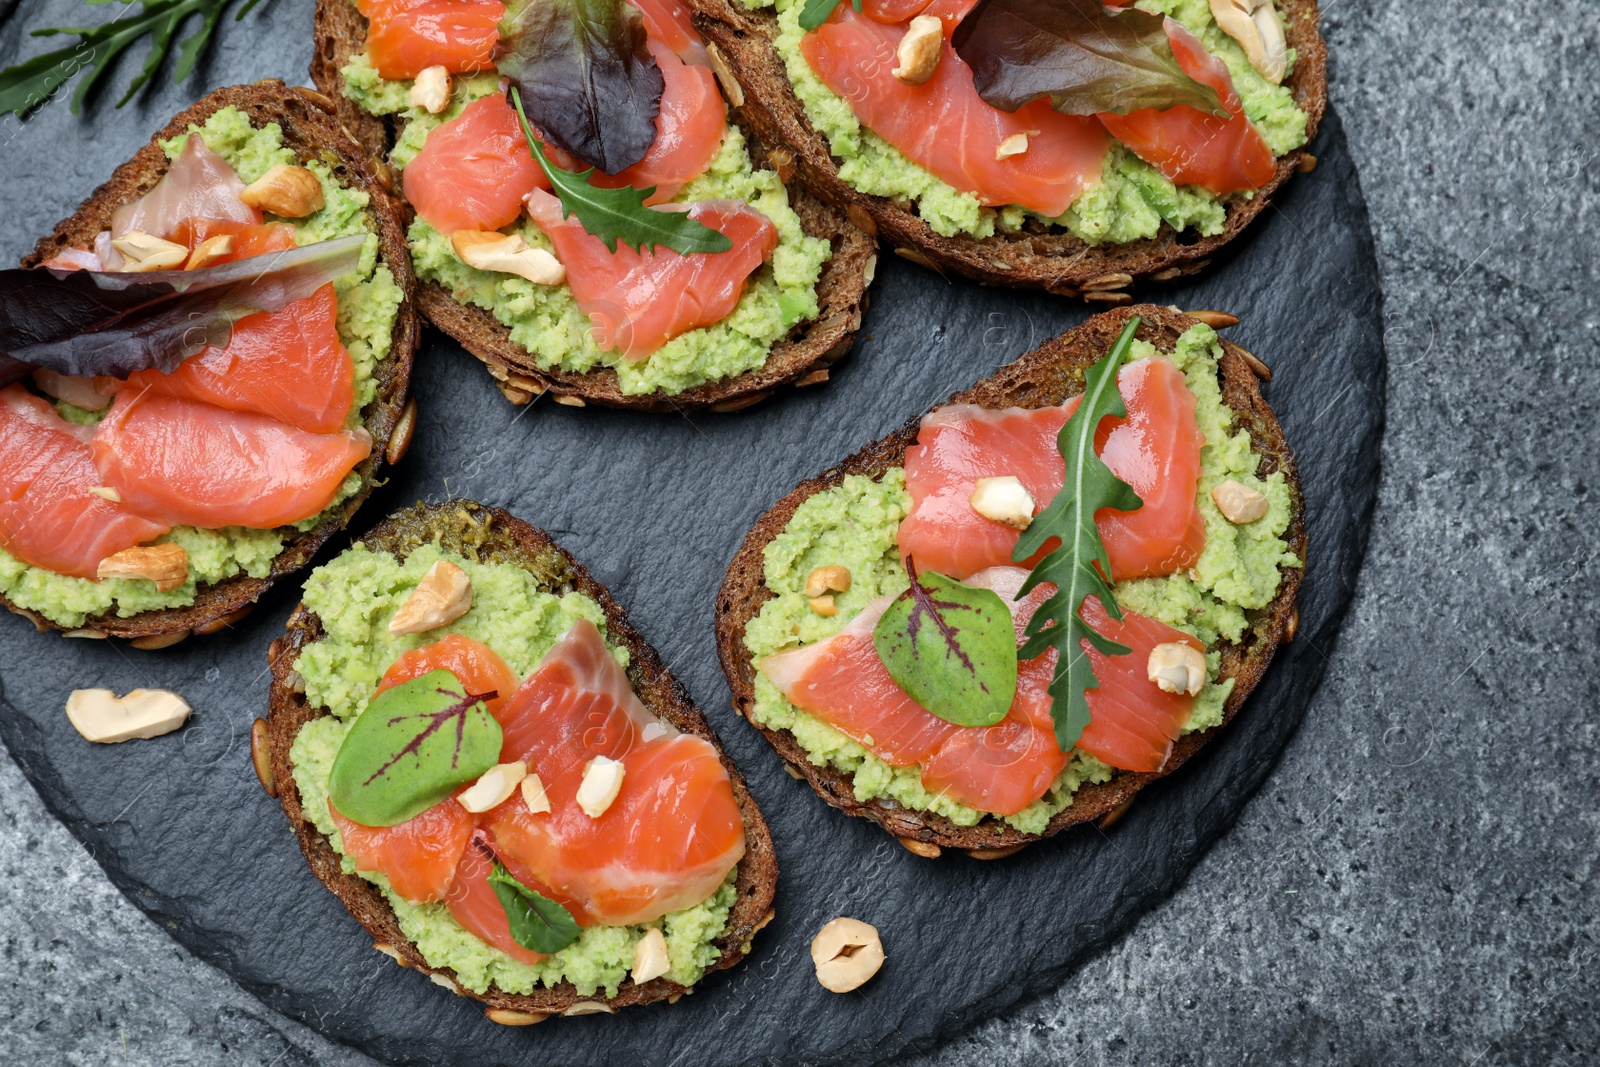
[328,669,503,827]
[872,558,1019,727]
[488,861,583,955]
[0,0,265,120]
[0,234,364,387]
[798,0,861,33]
[509,88,732,255]
[495,0,663,175]
[1012,317,1145,751]
[952,0,1226,117]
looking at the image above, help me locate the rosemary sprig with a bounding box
[0,0,263,120]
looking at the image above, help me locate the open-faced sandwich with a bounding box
[311,0,875,410]
[4,82,416,645]
[716,306,1304,857]
[263,501,777,1020]
[689,0,1326,295]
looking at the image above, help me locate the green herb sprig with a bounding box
[1013,317,1145,751]
[0,0,263,120]
[488,862,583,955]
[797,0,860,33]
[509,86,732,256]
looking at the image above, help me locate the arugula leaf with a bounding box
[0,234,365,385]
[1012,317,1145,751]
[488,862,583,955]
[0,0,263,120]
[495,0,663,175]
[873,559,1018,727]
[952,0,1226,117]
[509,88,732,255]
[328,670,503,827]
[798,0,861,33]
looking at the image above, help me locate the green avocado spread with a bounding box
[289,543,737,997]
[342,48,832,397]
[0,106,402,628]
[748,0,1308,241]
[742,324,1301,833]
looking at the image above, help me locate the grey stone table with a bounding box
[0,1,1594,1063]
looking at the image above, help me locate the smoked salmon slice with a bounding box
[444,835,564,965]
[762,568,1066,816]
[331,796,477,903]
[800,3,1108,217]
[483,619,746,927]
[1096,18,1275,195]
[762,566,1202,810]
[898,355,1205,582]
[359,0,505,80]
[403,95,551,235]
[119,285,355,434]
[0,386,168,579]
[524,190,776,358]
[90,391,371,530]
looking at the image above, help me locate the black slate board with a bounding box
[0,109,1382,1066]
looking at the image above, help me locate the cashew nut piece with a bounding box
[520,772,551,814]
[576,755,625,818]
[995,132,1030,161]
[458,761,526,814]
[893,15,943,85]
[240,164,325,217]
[811,917,885,993]
[632,927,671,984]
[452,230,566,286]
[184,233,236,270]
[66,688,192,743]
[804,565,852,598]
[969,475,1035,529]
[1209,0,1287,84]
[1147,642,1205,696]
[1211,478,1270,523]
[389,560,473,635]
[97,543,188,591]
[110,231,188,272]
[409,65,452,114]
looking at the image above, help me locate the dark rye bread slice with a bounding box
[688,0,1327,296]
[714,305,1305,858]
[13,81,419,646]
[310,0,876,412]
[263,500,779,1021]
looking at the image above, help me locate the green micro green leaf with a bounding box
[1012,317,1146,752]
[489,863,583,955]
[327,669,503,827]
[797,0,861,33]
[872,559,1018,727]
[509,87,731,255]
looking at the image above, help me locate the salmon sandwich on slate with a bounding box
[688,0,1326,296]
[263,501,776,1020]
[2,83,417,645]
[311,0,875,410]
[716,306,1304,857]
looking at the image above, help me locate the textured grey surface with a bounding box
[0,2,1593,1066]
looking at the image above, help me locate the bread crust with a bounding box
[310,0,877,412]
[10,81,419,644]
[713,305,1305,856]
[265,500,778,1018]
[687,0,1327,295]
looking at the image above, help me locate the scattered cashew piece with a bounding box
[995,132,1030,161]
[1211,479,1270,523]
[458,761,527,814]
[97,543,188,591]
[184,234,236,270]
[388,560,473,635]
[1147,642,1205,696]
[453,230,566,286]
[520,772,551,814]
[893,15,943,85]
[632,928,671,984]
[111,231,188,271]
[811,917,885,993]
[409,65,452,113]
[803,565,852,599]
[576,755,625,818]
[808,594,838,617]
[1209,0,1287,83]
[66,688,192,743]
[240,164,325,217]
[969,475,1035,529]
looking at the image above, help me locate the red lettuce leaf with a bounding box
[495,0,664,176]
[952,0,1226,118]
[0,233,364,386]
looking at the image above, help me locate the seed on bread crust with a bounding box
[251,718,277,797]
